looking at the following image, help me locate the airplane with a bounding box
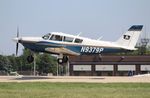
[13,25,143,64]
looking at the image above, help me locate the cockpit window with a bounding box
[42,33,51,40]
[75,38,83,43]
[64,36,74,42]
[50,35,63,41]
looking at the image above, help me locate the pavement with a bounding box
[0,75,150,83]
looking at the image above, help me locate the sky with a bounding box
[0,0,150,55]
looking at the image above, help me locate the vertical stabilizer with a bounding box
[116,25,143,50]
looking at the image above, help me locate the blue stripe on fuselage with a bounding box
[22,41,62,53]
[21,41,129,54]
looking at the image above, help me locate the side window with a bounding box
[64,36,74,42]
[75,38,83,43]
[50,35,62,41]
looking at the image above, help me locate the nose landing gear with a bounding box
[27,55,34,63]
[26,53,37,76]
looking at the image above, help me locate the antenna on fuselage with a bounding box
[77,32,82,36]
[97,36,103,40]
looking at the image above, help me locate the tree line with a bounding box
[0,48,57,75]
[0,46,150,75]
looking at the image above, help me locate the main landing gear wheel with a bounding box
[57,56,68,64]
[27,55,34,63]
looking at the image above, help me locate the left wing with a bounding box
[45,47,80,56]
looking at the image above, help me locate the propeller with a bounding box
[16,27,19,56]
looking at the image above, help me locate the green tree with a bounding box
[0,55,11,73]
[7,54,18,71]
[1,48,58,75]
[37,53,57,75]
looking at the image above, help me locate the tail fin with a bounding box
[116,25,143,50]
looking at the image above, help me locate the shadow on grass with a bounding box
[12,76,55,80]
[11,76,105,80]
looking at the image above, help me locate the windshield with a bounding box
[42,33,51,40]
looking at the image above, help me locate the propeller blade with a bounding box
[16,27,19,56]
[16,43,19,56]
[17,27,19,37]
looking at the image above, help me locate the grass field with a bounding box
[0,83,150,98]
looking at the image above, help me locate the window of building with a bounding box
[75,38,83,43]
[64,36,74,42]
[50,35,63,41]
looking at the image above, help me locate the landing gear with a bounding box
[26,53,37,76]
[62,56,68,63]
[57,56,68,64]
[57,58,63,64]
[27,55,34,63]
[57,55,69,76]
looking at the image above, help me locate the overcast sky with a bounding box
[0,0,150,55]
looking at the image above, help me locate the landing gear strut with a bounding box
[57,55,69,76]
[26,53,37,76]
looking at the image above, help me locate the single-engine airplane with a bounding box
[13,25,143,64]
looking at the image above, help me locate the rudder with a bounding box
[116,25,143,50]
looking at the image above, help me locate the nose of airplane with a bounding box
[12,37,21,43]
[13,37,42,44]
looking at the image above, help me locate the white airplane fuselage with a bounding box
[13,25,143,56]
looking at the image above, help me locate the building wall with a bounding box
[69,55,150,76]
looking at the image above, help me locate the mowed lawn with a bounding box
[0,83,150,98]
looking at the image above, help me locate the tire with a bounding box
[57,58,63,64]
[27,55,34,63]
[57,56,68,64]
[62,56,68,63]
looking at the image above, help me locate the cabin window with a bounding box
[75,38,83,43]
[42,33,51,40]
[50,35,63,41]
[64,36,74,42]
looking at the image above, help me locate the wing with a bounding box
[45,47,80,56]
